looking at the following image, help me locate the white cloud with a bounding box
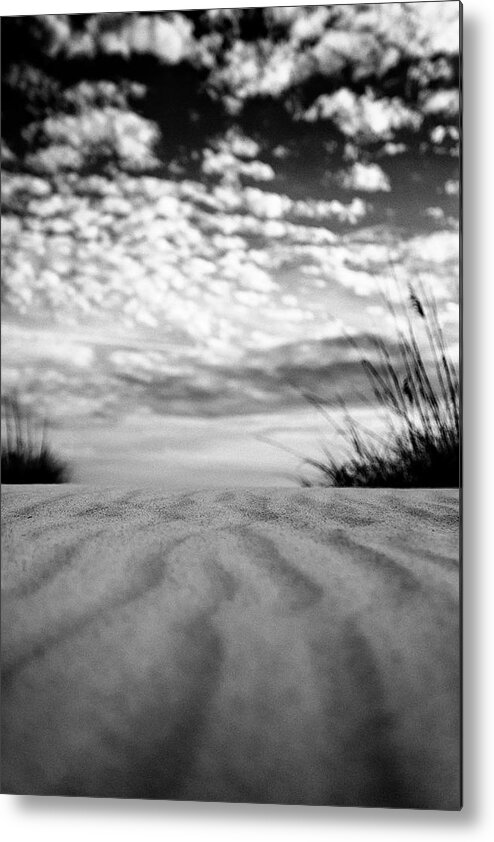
[412,1,460,56]
[336,162,391,193]
[244,188,292,218]
[25,108,160,173]
[203,2,459,115]
[272,145,290,159]
[2,323,94,369]
[220,128,260,160]
[421,89,459,117]
[289,6,331,43]
[312,28,380,77]
[2,158,458,422]
[292,196,368,224]
[380,142,407,156]
[201,128,273,184]
[444,179,460,196]
[34,5,459,137]
[2,174,52,203]
[25,145,83,173]
[425,207,445,221]
[128,14,194,63]
[1,5,461,436]
[239,160,275,182]
[301,89,422,142]
[26,194,65,217]
[100,196,133,216]
[202,148,275,182]
[202,148,238,177]
[37,14,72,55]
[430,125,459,145]
[406,230,458,266]
[212,183,243,212]
[65,12,195,65]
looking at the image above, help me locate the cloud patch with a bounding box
[25,108,160,173]
[301,89,422,142]
[336,162,391,193]
[1,5,460,440]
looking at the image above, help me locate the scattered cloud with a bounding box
[24,108,160,174]
[204,2,459,114]
[421,88,460,117]
[444,178,460,196]
[59,12,196,64]
[301,89,422,142]
[1,5,460,449]
[335,162,391,193]
[380,142,408,157]
[202,148,275,183]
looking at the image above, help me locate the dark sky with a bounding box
[1,3,460,485]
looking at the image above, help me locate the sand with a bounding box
[1,486,460,808]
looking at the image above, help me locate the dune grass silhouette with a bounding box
[301,284,460,488]
[1,395,71,484]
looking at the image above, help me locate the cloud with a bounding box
[310,1,459,73]
[37,4,459,91]
[444,179,460,196]
[3,166,372,374]
[1,139,17,163]
[288,6,332,43]
[2,174,459,420]
[301,88,422,142]
[25,145,86,174]
[0,3,460,493]
[411,1,460,56]
[421,89,460,117]
[424,207,445,221]
[63,13,195,64]
[380,142,407,157]
[198,180,368,226]
[312,28,386,79]
[293,196,369,225]
[102,331,388,418]
[221,128,260,160]
[201,148,275,182]
[209,39,312,107]
[405,230,458,268]
[36,14,73,56]
[429,125,459,149]
[2,174,52,204]
[25,107,160,173]
[335,162,391,193]
[203,3,458,116]
[2,323,94,382]
[244,187,292,219]
[2,3,460,428]
[127,14,194,62]
[62,80,147,111]
[239,160,275,182]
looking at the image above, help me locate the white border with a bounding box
[1,1,493,838]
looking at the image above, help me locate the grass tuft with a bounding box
[1,394,71,484]
[301,283,460,488]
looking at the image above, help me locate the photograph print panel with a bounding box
[1,2,461,808]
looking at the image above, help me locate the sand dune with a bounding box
[1,486,460,808]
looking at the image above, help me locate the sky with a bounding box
[1,2,460,487]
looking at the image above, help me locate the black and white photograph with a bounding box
[1,1,461,810]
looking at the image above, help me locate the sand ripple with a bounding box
[1,486,460,808]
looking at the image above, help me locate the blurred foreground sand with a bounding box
[1,486,460,808]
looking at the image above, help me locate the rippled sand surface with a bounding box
[1,486,460,808]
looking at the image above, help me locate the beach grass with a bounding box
[302,284,460,488]
[1,394,71,484]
